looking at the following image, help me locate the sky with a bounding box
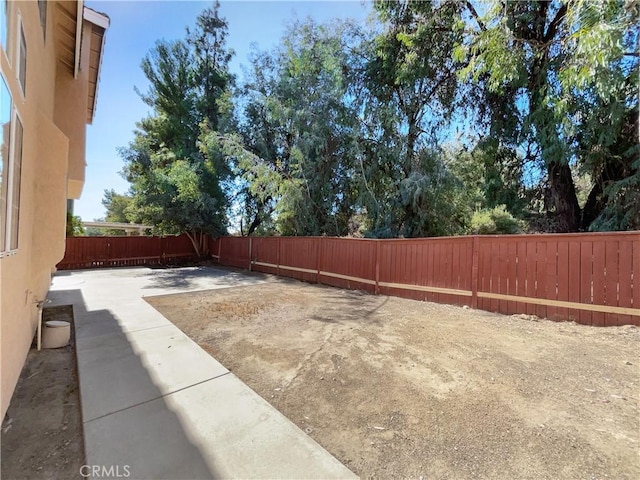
[79,0,371,221]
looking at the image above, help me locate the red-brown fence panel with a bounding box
[473,232,639,326]
[209,237,221,263]
[57,235,197,270]
[218,237,250,269]
[277,237,319,283]
[215,232,638,326]
[319,238,377,292]
[60,231,639,326]
[378,237,473,307]
[251,237,280,275]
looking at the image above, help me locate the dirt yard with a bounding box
[1,306,84,480]
[147,277,639,479]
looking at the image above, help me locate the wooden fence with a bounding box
[57,234,198,270]
[210,232,640,327]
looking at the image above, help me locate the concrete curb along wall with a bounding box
[210,232,640,327]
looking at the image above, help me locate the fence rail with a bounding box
[57,234,197,270]
[210,232,640,327]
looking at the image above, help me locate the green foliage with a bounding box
[102,189,133,223]
[66,211,84,237]
[457,0,639,232]
[235,19,361,236]
[115,1,637,240]
[120,2,233,254]
[469,205,525,235]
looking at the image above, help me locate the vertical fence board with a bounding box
[617,240,633,325]
[605,241,620,326]
[515,241,526,313]
[493,240,508,313]
[579,241,593,325]
[478,240,491,311]
[633,240,640,320]
[506,241,517,314]
[591,241,606,327]
[431,243,440,304]
[489,242,499,312]
[533,241,546,318]
[442,242,457,305]
[556,240,569,321]
[426,242,436,303]
[525,241,537,315]
[567,241,581,322]
[452,242,461,303]
[545,240,559,320]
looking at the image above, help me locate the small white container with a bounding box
[42,320,71,349]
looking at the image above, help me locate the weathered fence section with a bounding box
[213,232,639,327]
[59,232,639,326]
[57,234,197,270]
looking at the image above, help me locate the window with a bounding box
[0,73,23,254]
[0,74,11,252]
[9,114,22,250]
[38,0,46,40]
[17,21,26,95]
[0,0,7,50]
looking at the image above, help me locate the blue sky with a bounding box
[79,0,371,221]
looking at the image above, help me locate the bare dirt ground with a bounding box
[1,306,84,480]
[147,277,640,479]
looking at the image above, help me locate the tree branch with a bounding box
[465,1,486,32]
[544,3,567,44]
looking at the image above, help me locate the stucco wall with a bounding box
[1,1,90,419]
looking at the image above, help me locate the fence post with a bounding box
[217,237,221,264]
[375,240,380,295]
[471,236,479,308]
[277,237,281,276]
[248,237,253,271]
[316,237,323,284]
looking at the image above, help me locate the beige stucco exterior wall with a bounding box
[1,0,97,419]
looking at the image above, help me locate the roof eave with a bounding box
[83,6,110,124]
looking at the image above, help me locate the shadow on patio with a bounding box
[48,288,218,479]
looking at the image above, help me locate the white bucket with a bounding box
[42,320,70,349]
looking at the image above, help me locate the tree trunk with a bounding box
[581,181,604,230]
[185,230,208,258]
[547,161,581,232]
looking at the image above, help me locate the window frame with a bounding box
[0,73,10,254]
[0,101,23,257]
[7,108,22,252]
[16,15,26,97]
[0,0,7,53]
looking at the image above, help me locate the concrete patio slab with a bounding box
[78,324,228,422]
[49,266,356,479]
[85,373,354,479]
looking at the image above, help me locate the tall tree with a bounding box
[120,3,234,254]
[224,19,362,236]
[354,0,468,237]
[456,0,639,231]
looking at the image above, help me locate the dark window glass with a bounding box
[18,24,26,95]
[38,0,47,39]
[9,115,22,250]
